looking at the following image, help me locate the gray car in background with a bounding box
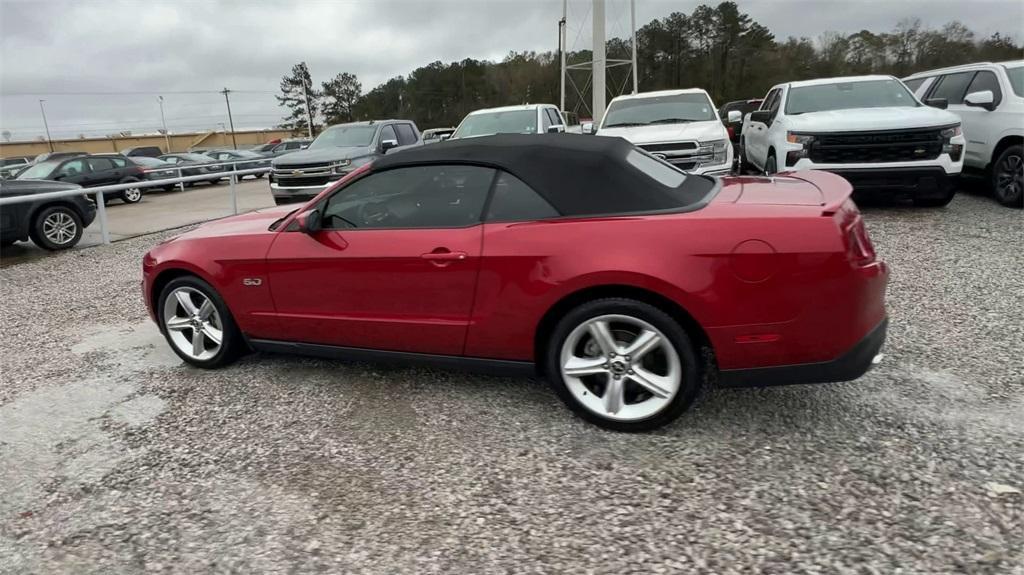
[269,120,422,204]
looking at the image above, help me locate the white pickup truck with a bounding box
[740,75,967,207]
[586,89,735,176]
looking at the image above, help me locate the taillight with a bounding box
[727,126,735,139]
[846,218,876,267]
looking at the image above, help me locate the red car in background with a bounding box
[143,134,888,431]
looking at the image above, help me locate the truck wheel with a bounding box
[30,205,83,250]
[992,145,1023,208]
[764,152,777,175]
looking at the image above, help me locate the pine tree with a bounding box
[277,62,320,135]
[321,73,362,125]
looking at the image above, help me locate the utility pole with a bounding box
[592,0,606,125]
[38,99,54,152]
[158,96,171,152]
[631,0,638,94]
[221,88,238,149]
[301,80,314,138]
[559,0,566,113]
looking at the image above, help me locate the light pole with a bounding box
[221,87,238,149]
[158,96,171,152]
[38,99,54,152]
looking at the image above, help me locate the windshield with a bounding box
[602,93,716,128]
[309,125,377,149]
[17,161,60,179]
[1006,66,1024,97]
[786,79,918,114]
[454,110,537,138]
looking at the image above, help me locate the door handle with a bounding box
[421,250,467,261]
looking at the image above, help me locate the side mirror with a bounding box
[439,134,451,141]
[546,125,563,133]
[925,98,949,110]
[727,110,743,124]
[581,122,595,135]
[964,90,995,111]
[303,210,322,234]
[380,139,398,153]
[748,110,772,125]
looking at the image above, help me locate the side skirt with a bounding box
[248,338,537,378]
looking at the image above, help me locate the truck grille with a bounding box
[274,162,332,171]
[638,142,698,153]
[809,128,943,164]
[272,161,333,187]
[274,175,331,187]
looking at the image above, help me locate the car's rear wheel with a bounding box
[544,298,701,431]
[992,144,1023,208]
[159,276,244,368]
[120,179,143,203]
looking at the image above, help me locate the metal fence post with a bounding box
[95,192,110,245]
[230,162,238,215]
[177,167,185,192]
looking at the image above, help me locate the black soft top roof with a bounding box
[371,133,714,216]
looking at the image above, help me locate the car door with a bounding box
[52,158,91,187]
[745,88,780,168]
[952,70,1003,169]
[86,157,119,186]
[264,163,495,355]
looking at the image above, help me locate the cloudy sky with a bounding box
[1,0,1021,141]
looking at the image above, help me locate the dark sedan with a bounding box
[204,149,271,180]
[158,153,225,185]
[125,156,181,191]
[1,179,97,250]
[16,155,146,204]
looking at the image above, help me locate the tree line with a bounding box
[278,1,1023,134]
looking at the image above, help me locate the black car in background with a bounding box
[0,179,97,250]
[158,153,225,185]
[718,98,763,145]
[120,146,163,158]
[204,149,271,179]
[16,155,146,204]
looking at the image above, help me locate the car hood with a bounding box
[175,204,296,240]
[785,106,960,132]
[273,146,373,166]
[0,179,81,197]
[597,120,727,144]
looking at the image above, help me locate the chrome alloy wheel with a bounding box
[162,286,224,361]
[123,187,142,202]
[559,314,682,422]
[42,211,78,245]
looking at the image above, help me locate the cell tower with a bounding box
[559,0,637,124]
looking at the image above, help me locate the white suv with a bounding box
[452,104,565,138]
[741,75,966,207]
[587,89,734,176]
[903,61,1024,207]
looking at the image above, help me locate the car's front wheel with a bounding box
[545,298,701,431]
[159,276,244,368]
[30,205,83,250]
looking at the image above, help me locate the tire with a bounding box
[29,205,84,250]
[913,190,956,207]
[120,179,143,204]
[256,173,265,179]
[736,142,747,174]
[158,276,244,368]
[544,298,701,432]
[764,151,777,175]
[991,144,1023,208]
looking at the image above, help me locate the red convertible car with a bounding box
[143,134,888,431]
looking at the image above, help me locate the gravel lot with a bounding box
[1,190,1021,574]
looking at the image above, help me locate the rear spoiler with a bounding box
[781,170,854,215]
